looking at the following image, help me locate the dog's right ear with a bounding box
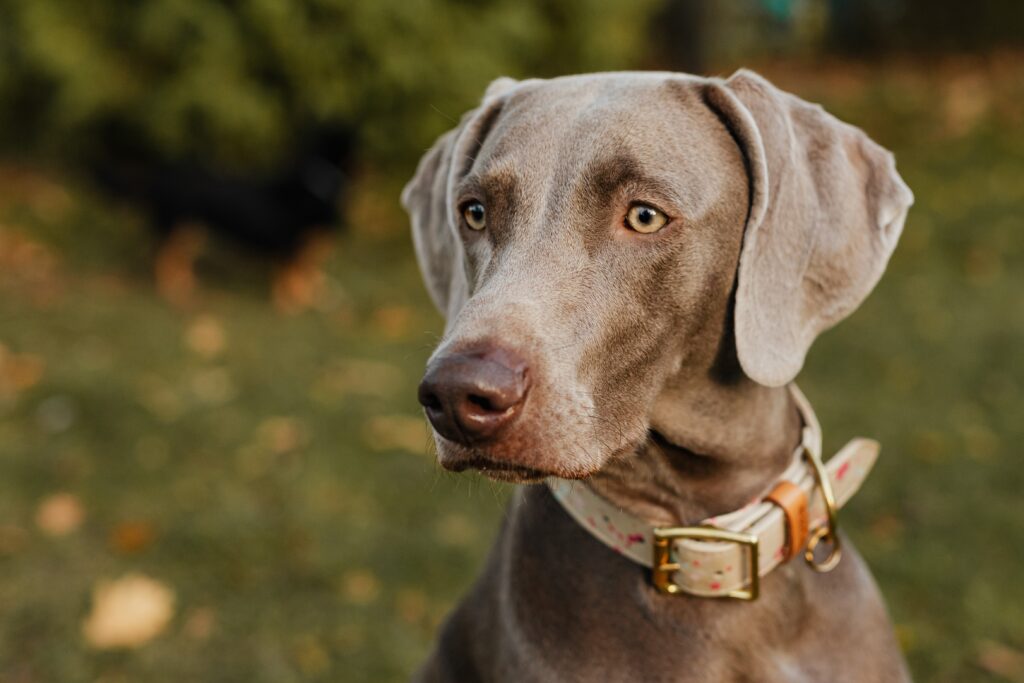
[401,125,467,320]
[401,77,517,321]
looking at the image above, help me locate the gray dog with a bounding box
[402,70,913,682]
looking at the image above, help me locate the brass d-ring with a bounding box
[805,525,842,572]
[802,445,843,573]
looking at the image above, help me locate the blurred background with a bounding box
[0,1,1022,681]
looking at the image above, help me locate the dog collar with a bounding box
[545,385,878,600]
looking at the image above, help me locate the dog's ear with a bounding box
[401,125,467,319]
[401,78,515,321]
[704,70,913,387]
[484,76,519,100]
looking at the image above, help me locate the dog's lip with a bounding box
[442,454,604,484]
[446,456,550,481]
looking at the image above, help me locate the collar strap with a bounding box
[546,385,879,601]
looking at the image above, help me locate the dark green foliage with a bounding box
[826,0,1024,54]
[0,0,663,168]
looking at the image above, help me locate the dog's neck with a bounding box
[590,368,801,528]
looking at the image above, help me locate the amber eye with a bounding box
[462,201,486,230]
[625,203,669,234]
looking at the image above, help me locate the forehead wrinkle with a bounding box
[458,161,518,197]
[577,152,687,210]
[547,96,688,207]
[477,158,520,194]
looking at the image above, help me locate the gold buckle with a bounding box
[652,527,760,601]
[802,443,843,573]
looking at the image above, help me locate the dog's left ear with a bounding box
[704,70,913,387]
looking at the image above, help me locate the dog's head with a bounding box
[402,71,912,483]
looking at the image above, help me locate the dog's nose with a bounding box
[418,346,530,445]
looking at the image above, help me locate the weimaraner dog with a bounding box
[402,70,913,682]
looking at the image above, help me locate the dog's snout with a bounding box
[418,346,530,445]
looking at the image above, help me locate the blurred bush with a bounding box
[0,0,663,170]
[826,0,1024,54]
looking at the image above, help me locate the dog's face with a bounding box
[403,71,912,483]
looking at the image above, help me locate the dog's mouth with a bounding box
[445,456,550,484]
[433,421,650,484]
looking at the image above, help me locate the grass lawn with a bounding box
[1,57,1022,682]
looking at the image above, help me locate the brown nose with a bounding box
[417,346,530,446]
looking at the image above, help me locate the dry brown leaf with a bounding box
[309,358,403,403]
[0,524,30,555]
[371,305,414,339]
[362,415,430,455]
[867,514,905,543]
[184,315,227,359]
[82,574,176,649]
[257,416,306,454]
[35,493,85,536]
[0,229,60,285]
[395,588,428,625]
[182,606,216,640]
[341,569,381,606]
[292,636,331,676]
[978,640,1024,682]
[109,521,156,555]
[0,345,46,400]
[134,375,184,422]
[943,71,992,137]
[0,166,73,220]
[433,513,478,548]
[190,367,236,404]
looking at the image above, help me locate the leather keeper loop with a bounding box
[765,481,809,560]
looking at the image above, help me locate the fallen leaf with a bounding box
[190,367,236,404]
[868,514,905,543]
[134,375,183,422]
[0,229,60,286]
[433,513,478,548]
[0,524,29,555]
[309,358,403,403]
[257,416,306,454]
[362,415,430,455]
[82,574,176,649]
[109,521,156,554]
[943,71,992,137]
[978,640,1024,682]
[341,569,380,606]
[0,166,73,220]
[292,636,331,676]
[395,588,428,625]
[0,345,46,402]
[371,305,414,339]
[182,606,216,640]
[35,493,85,536]
[185,315,227,359]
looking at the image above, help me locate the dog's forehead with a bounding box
[490,74,698,156]
[468,73,739,213]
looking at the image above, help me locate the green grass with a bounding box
[1,60,1022,682]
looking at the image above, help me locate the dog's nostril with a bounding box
[417,382,444,412]
[467,393,498,412]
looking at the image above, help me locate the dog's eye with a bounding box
[462,201,487,230]
[625,204,668,234]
